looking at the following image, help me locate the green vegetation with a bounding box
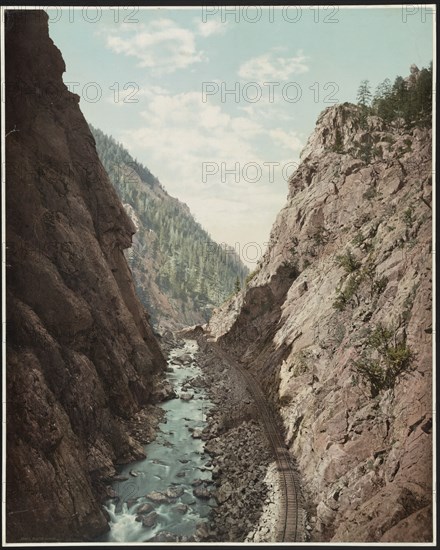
[403,207,415,228]
[332,129,344,153]
[356,141,373,163]
[302,258,311,270]
[291,237,299,248]
[290,349,310,377]
[372,275,388,296]
[333,272,363,310]
[362,186,377,201]
[353,324,415,397]
[333,252,385,311]
[403,138,412,151]
[281,259,300,280]
[312,225,329,246]
[357,79,372,108]
[351,226,376,252]
[335,249,361,273]
[357,63,432,128]
[234,277,241,293]
[91,125,248,322]
[327,323,346,347]
[282,243,300,279]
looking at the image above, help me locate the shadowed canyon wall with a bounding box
[6,10,166,542]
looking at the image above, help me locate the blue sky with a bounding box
[47,6,434,266]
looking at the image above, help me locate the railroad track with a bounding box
[209,341,303,543]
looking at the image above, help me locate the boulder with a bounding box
[141,512,158,528]
[193,486,212,500]
[191,428,203,439]
[136,503,154,515]
[146,491,172,504]
[180,392,194,401]
[173,503,188,514]
[165,486,184,499]
[217,481,233,504]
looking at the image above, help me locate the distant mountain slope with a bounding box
[90,126,248,329]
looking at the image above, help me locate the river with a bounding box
[98,339,215,542]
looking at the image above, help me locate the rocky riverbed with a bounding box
[192,337,278,542]
[99,333,288,543]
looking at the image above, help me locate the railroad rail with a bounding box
[210,342,304,543]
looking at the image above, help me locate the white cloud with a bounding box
[106,84,169,108]
[196,19,228,37]
[106,18,205,74]
[269,128,303,152]
[117,87,301,263]
[127,89,264,165]
[238,50,309,81]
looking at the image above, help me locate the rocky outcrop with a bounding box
[207,103,432,541]
[5,10,166,542]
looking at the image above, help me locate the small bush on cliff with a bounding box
[312,225,329,246]
[352,231,366,246]
[234,277,241,293]
[281,259,300,280]
[371,275,388,295]
[333,272,362,310]
[333,291,347,311]
[332,129,344,153]
[358,142,373,163]
[353,323,415,397]
[335,249,361,273]
[333,254,379,311]
[363,186,377,201]
[372,145,384,159]
[403,206,414,228]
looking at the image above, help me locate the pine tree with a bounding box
[372,78,393,121]
[358,63,432,129]
[89,123,249,322]
[234,277,241,293]
[332,128,344,153]
[357,79,372,108]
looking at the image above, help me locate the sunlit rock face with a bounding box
[208,101,433,542]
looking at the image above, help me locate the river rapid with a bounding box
[98,339,215,543]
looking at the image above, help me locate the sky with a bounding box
[47,5,434,267]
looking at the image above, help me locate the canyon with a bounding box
[4,9,433,545]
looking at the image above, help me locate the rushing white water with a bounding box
[98,340,215,542]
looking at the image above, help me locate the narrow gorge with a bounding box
[4,9,433,545]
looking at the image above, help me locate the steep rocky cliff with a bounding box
[207,103,433,541]
[5,10,166,542]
